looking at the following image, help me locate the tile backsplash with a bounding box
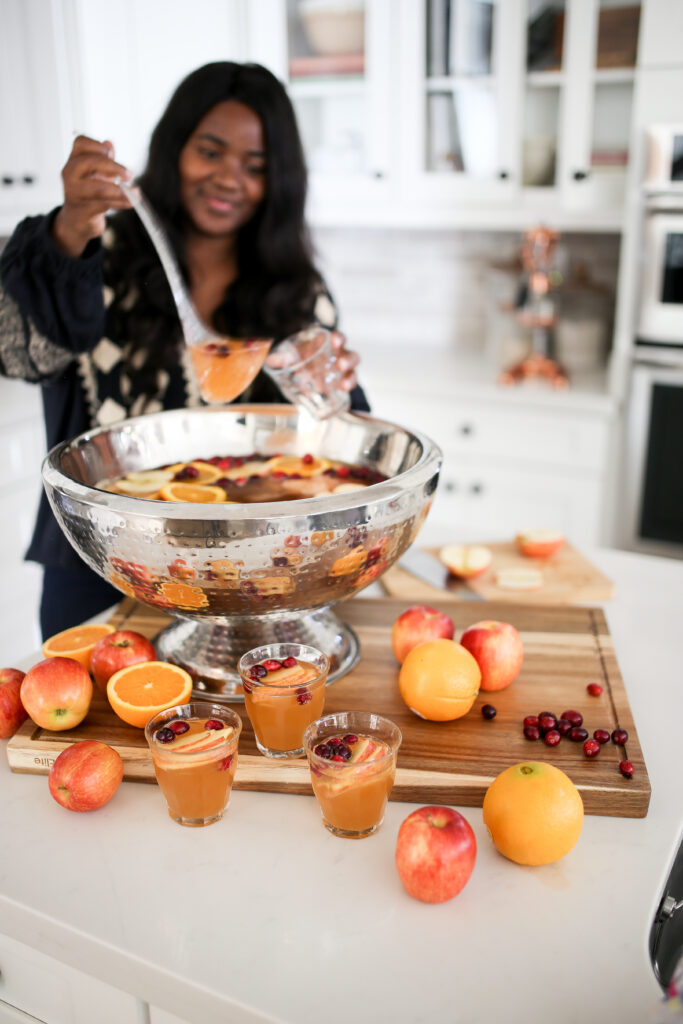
[313,227,621,352]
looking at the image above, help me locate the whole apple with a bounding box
[0,668,28,738]
[395,805,477,903]
[20,657,93,731]
[459,620,524,692]
[90,630,156,693]
[391,605,454,664]
[48,740,124,812]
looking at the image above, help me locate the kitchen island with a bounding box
[0,547,681,1024]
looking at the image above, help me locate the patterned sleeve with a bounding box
[0,211,105,383]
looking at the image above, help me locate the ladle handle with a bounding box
[117,179,209,345]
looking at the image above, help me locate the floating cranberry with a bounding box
[314,743,332,759]
[481,704,497,720]
[538,714,557,733]
[587,683,603,697]
[234,476,247,486]
[338,744,352,760]
[343,734,359,745]
[544,729,561,747]
[524,725,540,741]
[251,664,267,677]
[296,688,312,705]
[619,760,634,778]
[336,465,351,478]
[263,659,283,672]
[593,729,610,744]
[155,727,175,743]
[584,739,601,757]
[556,718,572,736]
[272,556,288,567]
[219,755,233,771]
[612,728,629,746]
[205,719,223,731]
[282,656,298,668]
[327,736,344,747]
[561,710,583,727]
[169,720,190,735]
[568,726,589,743]
[523,715,539,729]
[331,754,346,762]
[302,453,314,465]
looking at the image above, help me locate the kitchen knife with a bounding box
[397,548,484,600]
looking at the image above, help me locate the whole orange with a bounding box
[398,639,480,721]
[482,762,584,866]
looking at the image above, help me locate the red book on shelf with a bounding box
[289,53,365,77]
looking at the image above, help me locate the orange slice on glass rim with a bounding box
[107,660,193,728]
[266,455,330,478]
[159,482,227,503]
[42,622,116,670]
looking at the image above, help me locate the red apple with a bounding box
[391,605,455,664]
[395,805,477,904]
[20,657,93,731]
[90,630,156,693]
[438,544,492,579]
[48,740,124,812]
[459,619,524,692]
[515,529,565,559]
[0,668,28,738]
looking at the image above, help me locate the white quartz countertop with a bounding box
[1,548,682,1024]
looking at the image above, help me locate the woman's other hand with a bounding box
[52,136,133,257]
[329,331,359,392]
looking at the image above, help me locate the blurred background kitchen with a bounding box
[1,0,682,662]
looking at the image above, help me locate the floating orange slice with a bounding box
[42,623,116,670]
[266,455,330,478]
[159,482,227,503]
[107,661,193,729]
[186,461,223,484]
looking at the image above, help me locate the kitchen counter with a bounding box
[1,547,682,1024]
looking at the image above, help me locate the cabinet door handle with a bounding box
[444,481,457,494]
[22,174,35,184]
[572,170,589,181]
[470,482,484,495]
[459,423,473,436]
[498,170,509,180]
[2,176,14,186]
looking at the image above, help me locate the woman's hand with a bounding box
[52,136,133,258]
[329,331,359,393]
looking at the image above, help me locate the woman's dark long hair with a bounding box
[104,63,323,398]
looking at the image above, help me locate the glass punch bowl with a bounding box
[42,405,442,700]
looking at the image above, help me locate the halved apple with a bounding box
[515,529,565,559]
[438,544,492,579]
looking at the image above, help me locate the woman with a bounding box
[0,62,367,637]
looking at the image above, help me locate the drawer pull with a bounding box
[444,481,457,494]
[470,482,484,495]
[459,424,473,437]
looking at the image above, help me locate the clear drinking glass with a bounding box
[304,711,402,838]
[264,326,351,419]
[238,643,329,758]
[145,701,242,827]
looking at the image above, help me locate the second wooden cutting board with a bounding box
[382,541,615,604]
[7,596,649,817]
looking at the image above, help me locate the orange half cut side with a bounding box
[107,661,193,729]
[42,623,116,670]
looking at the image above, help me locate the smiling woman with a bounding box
[0,61,369,639]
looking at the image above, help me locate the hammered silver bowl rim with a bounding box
[41,405,442,522]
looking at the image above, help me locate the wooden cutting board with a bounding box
[382,542,615,604]
[7,596,649,817]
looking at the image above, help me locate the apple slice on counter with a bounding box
[438,544,492,579]
[515,529,565,559]
[495,568,544,591]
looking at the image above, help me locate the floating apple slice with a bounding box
[495,568,544,591]
[438,544,492,579]
[515,529,565,559]
[170,724,234,752]
[332,482,367,494]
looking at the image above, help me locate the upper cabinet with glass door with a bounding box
[244,0,395,224]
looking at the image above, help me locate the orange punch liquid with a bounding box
[145,703,242,826]
[238,646,329,759]
[188,338,271,404]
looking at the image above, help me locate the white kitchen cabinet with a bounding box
[0,0,75,235]
[370,386,613,547]
[0,934,142,1024]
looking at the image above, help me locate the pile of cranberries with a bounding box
[313,734,359,762]
[521,705,632,776]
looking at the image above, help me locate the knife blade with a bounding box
[397,548,484,600]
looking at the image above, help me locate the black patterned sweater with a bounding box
[0,209,369,570]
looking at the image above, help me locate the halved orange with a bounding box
[266,455,330,478]
[159,482,227,503]
[107,661,193,728]
[42,623,116,670]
